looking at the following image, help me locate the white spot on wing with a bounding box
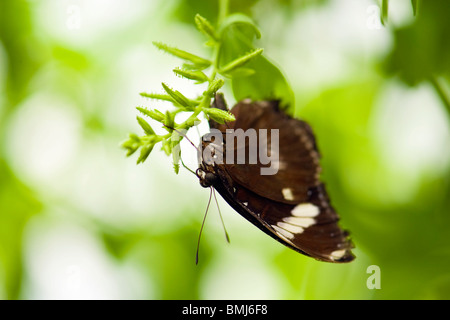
[272,225,294,240]
[330,249,347,261]
[243,202,248,207]
[281,188,294,201]
[282,216,316,228]
[291,203,320,217]
[277,222,304,234]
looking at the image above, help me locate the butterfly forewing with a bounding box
[214,99,321,204]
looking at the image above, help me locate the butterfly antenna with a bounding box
[213,188,230,243]
[163,124,200,153]
[180,157,196,176]
[195,123,202,140]
[196,187,213,265]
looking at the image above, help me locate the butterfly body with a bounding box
[197,94,355,263]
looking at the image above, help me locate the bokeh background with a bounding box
[1,0,450,300]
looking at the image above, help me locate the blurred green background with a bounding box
[1,0,450,300]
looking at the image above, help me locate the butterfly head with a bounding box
[196,167,218,188]
[196,131,225,188]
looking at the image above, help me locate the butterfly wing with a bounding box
[206,97,354,262]
[215,99,321,205]
[211,164,354,262]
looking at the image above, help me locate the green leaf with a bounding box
[161,82,195,109]
[140,92,174,102]
[206,78,225,95]
[219,48,263,75]
[203,107,235,124]
[181,62,210,71]
[173,68,209,83]
[222,67,255,78]
[384,1,450,85]
[161,139,172,156]
[177,116,201,131]
[153,42,211,69]
[121,139,140,157]
[137,143,154,164]
[140,91,197,109]
[195,14,218,41]
[136,116,155,135]
[185,116,201,127]
[219,23,294,109]
[232,55,294,109]
[219,13,261,39]
[164,110,175,131]
[136,107,165,122]
[129,133,140,142]
[173,162,180,174]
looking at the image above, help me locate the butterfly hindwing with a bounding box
[212,166,354,263]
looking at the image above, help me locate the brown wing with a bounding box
[207,96,354,262]
[212,166,354,263]
[215,99,321,205]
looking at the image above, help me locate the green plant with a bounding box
[121,0,293,173]
[121,12,265,173]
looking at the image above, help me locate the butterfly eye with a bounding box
[196,168,217,188]
[196,168,206,179]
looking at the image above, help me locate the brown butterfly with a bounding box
[196,93,355,263]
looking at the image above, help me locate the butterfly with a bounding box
[195,93,355,263]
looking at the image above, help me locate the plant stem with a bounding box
[411,0,419,16]
[218,0,229,26]
[381,0,389,25]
